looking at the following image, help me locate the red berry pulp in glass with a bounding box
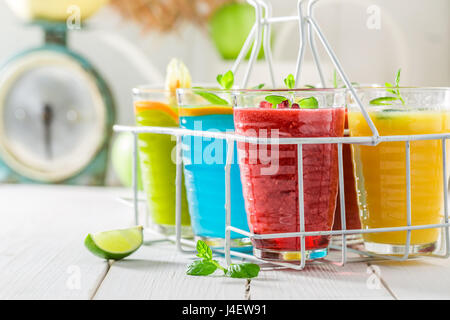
[259,101,272,109]
[333,110,361,231]
[333,144,361,230]
[277,100,289,109]
[234,107,345,253]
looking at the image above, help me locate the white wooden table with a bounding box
[1,184,450,300]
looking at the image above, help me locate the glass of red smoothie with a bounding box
[233,89,346,262]
[332,109,362,245]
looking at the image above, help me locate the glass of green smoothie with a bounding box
[132,87,191,236]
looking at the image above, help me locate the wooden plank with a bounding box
[96,239,395,300]
[250,249,394,299]
[0,185,134,299]
[370,257,450,300]
[94,242,247,300]
[4,184,449,300]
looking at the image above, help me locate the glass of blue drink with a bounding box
[176,88,250,250]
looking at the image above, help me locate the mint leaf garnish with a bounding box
[192,70,233,105]
[393,69,405,104]
[226,263,260,279]
[186,240,260,279]
[217,70,234,89]
[395,68,401,87]
[385,82,397,95]
[192,87,229,105]
[369,96,398,106]
[304,84,316,89]
[297,97,319,109]
[331,70,359,88]
[333,70,338,89]
[186,260,217,276]
[252,83,265,89]
[265,95,288,106]
[284,74,295,89]
[370,68,405,106]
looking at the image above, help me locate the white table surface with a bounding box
[1,184,450,300]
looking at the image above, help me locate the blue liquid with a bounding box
[180,113,249,239]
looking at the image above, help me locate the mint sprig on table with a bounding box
[186,240,260,279]
[263,74,318,109]
[226,263,261,278]
[370,69,405,106]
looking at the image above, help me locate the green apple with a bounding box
[111,132,143,190]
[209,2,267,60]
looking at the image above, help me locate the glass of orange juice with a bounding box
[348,87,450,255]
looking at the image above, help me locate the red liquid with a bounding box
[333,143,361,230]
[234,108,345,253]
[333,111,361,231]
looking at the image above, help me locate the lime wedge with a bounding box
[84,226,143,260]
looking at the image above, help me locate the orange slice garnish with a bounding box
[179,106,233,117]
[134,101,179,123]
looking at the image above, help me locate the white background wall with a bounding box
[0,0,448,127]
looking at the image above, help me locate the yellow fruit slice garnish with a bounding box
[165,58,192,93]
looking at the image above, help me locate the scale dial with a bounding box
[0,50,107,182]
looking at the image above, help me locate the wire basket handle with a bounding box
[232,0,380,140]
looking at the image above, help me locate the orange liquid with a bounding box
[348,110,449,245]
[179,106,233,117]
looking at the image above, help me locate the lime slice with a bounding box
[84,226,143,260]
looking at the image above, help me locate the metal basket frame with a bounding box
[114,0,450,271]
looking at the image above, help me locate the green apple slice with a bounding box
[84,226,143,260]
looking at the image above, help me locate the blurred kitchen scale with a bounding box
[0,0,114,185]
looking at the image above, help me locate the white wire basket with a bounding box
[114,0,450,271]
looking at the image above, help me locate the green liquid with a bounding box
[135,108,190,227]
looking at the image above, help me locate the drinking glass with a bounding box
[332,110,362,244]
[133,87,190,235]
[233,89,346,262]
[176,88,250,249]
[348,87,450,254]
